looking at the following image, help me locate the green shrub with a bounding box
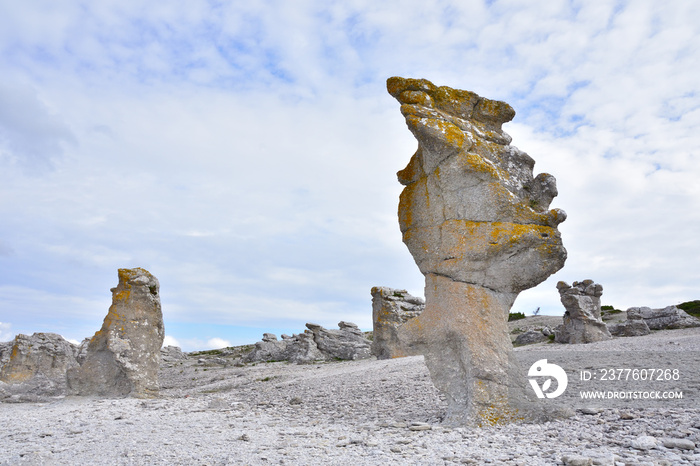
[508,312,526,321]
[600,305,623,316]
[190,349,223,357]
[678,300,700,318]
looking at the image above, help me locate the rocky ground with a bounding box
[1,323,699,465]
[507,311,628,339]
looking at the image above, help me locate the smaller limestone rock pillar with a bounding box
[554,280,612,344]
[370,286,424,359]
[68,268,164,397]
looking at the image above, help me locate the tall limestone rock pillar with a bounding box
[68,268,164,397]
[387,77,568,425]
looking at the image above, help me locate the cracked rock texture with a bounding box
[370,286,425,359]
[0,333,79,402]
[387,76,567,426]
[68,268,164,397]
[244,322,371,364]
[635,305,700,330]
[513,328,550,346]
[161,345,188,363]
[555,280,612,344]
[608,308,651,337]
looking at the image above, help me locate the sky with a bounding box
[1,0,699,351]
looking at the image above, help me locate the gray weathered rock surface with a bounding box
[0,340,12,367]
[74,337,91,364]
[555,280,612,344]
[597,304,699,337]
[370,286,424,359]
[387,76,568,425]
[306,321,372,361]
[68,268,165,397]
[0,333,79,401]
[514,329,549,345]
[244,322,371,364]
[635,305,700,330]
[287,331,328,364]
[284,331,327,364]
[243,332,297,363]
[161,345,188,363]
[608,308,651,337]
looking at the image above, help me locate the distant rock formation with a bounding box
[161,345,188,364]
[284,331,327,364]
[370,286,424,359]
[634,305,700,330]
[608,308,651,337]
[74,337,91,364]
[514,328,551,345]
[386,76,568,426]
[68,268,165,397]
[244,322,371,364]
[306,322,372,360]
[554,280,612,344]
[0,333,79,402]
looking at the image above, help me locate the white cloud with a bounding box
[162,335,180,348]
[0,80,76,168]
[206,338,231,350]
[0,322,13,342]
[173,337,232,352]
[0,285,110,343]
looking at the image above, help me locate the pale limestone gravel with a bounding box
[1,328,699,465]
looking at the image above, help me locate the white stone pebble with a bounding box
[662,437,696,450]
[630,435,658,450]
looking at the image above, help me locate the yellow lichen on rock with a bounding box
[67,268,164,398]
[0,333,80,398]
[387,77,567,426]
